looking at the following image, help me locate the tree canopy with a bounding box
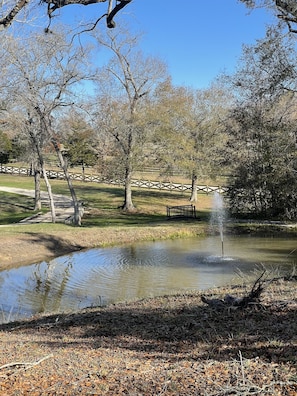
[240,0,297,33]
[225,27,297,220]
[2,1,297,34]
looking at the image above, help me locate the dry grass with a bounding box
[0,277,296,395]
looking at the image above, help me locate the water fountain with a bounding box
[210,191,225,257]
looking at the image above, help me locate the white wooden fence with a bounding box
[0,165,228,194]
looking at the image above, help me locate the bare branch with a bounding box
[240,1,297,34]
[201,271,267,309]
[45,0,132,28]
[0,0,30,30]
[0,354,54,373]
[0,0,132,31]
[106,0,131,28]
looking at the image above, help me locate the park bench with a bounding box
[166,204,196,219]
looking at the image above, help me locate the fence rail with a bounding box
[0,165,227,194]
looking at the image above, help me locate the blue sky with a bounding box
[126,0,274,88]
[59,0,275,89]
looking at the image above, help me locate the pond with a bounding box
[0,234,296,323]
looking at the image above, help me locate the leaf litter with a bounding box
[0,277,296,395]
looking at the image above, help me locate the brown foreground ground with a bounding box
[0,276,296,395]
[0,224,296,395]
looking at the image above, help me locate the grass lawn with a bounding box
[0,172,296,268]
[0,173,213,227]
[0,191,38,224]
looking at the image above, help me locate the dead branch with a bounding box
[1,0,132,31]
[201,271,266,309]
[0,354,54,376]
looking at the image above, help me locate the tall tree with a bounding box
[61,110,99,175]
[226,27,297,219]
[151,80,230,202]
[0,29,91,224]
[0,100,44,210]
[93,27,168,211]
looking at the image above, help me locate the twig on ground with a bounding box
[0,353,54,376]
[238,350,245,386]
[207,380,297,396]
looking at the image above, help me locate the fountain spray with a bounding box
[211,192,225,258]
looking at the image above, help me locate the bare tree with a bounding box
[93,27,168,211]
[0,96,48,211]
[0,29,92,224]
[240,0,297,33]
[27,113,57,219]
[0,0,131,31]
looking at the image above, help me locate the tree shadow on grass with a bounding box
[23,232,83,257]
[0,199,33,211]
[74,183,189,202]
[0,193,36,224]
[1,284,296,365]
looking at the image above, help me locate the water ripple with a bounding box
[0,236,296,323]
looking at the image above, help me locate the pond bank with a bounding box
[1,221,296,271]
[0,223,207,270]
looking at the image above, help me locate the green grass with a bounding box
[0,174,213,227]
[0,191,41,224]
[0,174,36,189]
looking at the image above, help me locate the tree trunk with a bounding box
[51,137,82,226]
[29,130,56,222]
[32,107,82,225]
[190,172,198,202]
[34,163,42,211]
[42,165,56,223]
[122,164,135,211]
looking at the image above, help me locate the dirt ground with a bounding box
[0,278,296,395]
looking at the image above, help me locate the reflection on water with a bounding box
[0,235,296,323]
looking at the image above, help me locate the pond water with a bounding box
[0,235,296,323]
